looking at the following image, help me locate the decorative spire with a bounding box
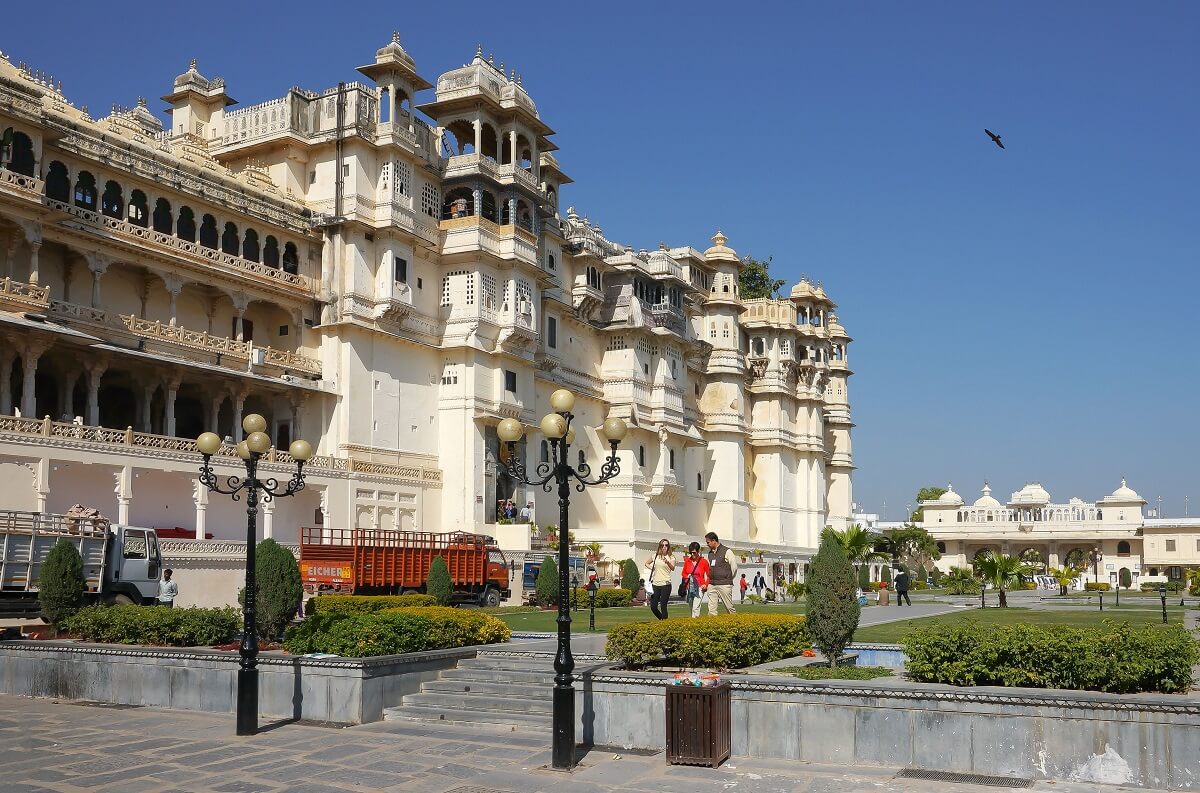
[137,96,147,108]
[475,44,483,59]
[488,52,495,64]
[517,73,523,86]
[189,58,198,71]
[711,230,727,247]
[391,30,401,44]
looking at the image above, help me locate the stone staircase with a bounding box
[383,650,601,731]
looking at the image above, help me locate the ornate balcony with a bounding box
[0,277,50,312]
[0,168,44,203]
[648,301,686,336]
[439,216,538,267]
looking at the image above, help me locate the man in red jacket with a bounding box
[681,541,710,617]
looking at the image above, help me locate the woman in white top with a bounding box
[645,538,676,620]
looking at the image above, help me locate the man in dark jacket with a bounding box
[894,569,911,606]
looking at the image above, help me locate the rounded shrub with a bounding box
[306,594,437,616]
[60,605,239,646]
[426,555,452,605]
[39,539,85,627]
[806,533,860,667]
[245,539,303,640]
[606,613,808,669]
[536,555,559,606]
[570,587,632,608]
[282,606,510,657]
[621,558,641,591]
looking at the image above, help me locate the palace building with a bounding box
[0,36,853,602]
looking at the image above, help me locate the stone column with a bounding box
[27,242,40,285]
[19,343,46,418]
[114,465,133,525]
[1,232,14,279]
[208,394,224,435]
[139,275,152,319]
[472,118,482,154]
[193,480,208,540]
[139,381,157,433]
[471,187,482,217]
[35,457,50,513]
[58,367,80,421]
[0,345,14,416]
[164,274,184,326]
[163,374,180,438]
[84,358,108,427]
[507,197,517,226]
[18,220,41,285]
[86,253,110,309]
[509,129,517,165]
[231,389,246,441]
[231,291,249,341]
[263,498,275,540]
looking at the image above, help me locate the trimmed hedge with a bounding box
[60,605,240,647]
[39,539,85,627]
[1084,582,1111,591]
[282,606,510,657]
[775,665,894,680]
[1141,581,1185,593]
[904,621,1198,694]
[569,588,632,608]
[305,594,437,615]
[606,614,809,669]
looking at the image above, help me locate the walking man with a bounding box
[753,571,765,598]
[704,532,738,614]
[157,569,178,608]
[894,568,912,606]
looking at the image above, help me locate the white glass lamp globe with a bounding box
[246,431,272,455]
[540,413,567,439]
[289,439,313,461]
[497,418,524,443]
[235,440,251,460]
[196,432,222,456]
[601,417,628,442]
[549,389,576,413]
[242,413,267,435]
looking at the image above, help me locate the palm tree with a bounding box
[973,550,1035,607]
[943,566,979,595]
[821,524,889,580]
[1049,566,1077,596]
[583,541,603,562]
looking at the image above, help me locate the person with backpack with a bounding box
[739,573,749,603]
[894,569,912,606]
[680,542,710,617]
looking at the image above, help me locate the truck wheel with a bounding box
[107,594,135,606]
[402,589,420,596]
[481,588,501,608]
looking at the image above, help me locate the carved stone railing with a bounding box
[44,198,312,292]
[0,277,50,310]
[0,167,44,200]
[121,316,251,357]
[261,346,321,376]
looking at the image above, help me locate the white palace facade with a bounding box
[0,36,854,601]
[916,480,1199,586]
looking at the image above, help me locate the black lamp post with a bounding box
[196,417,312,737]
[571,574,579,612]
[587,575,598,632]
[1160,584,1168,624]
[496,389,626,770]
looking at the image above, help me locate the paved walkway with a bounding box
[0,693,1175,793]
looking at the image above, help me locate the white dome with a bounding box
[937,484,963,506]
[973,482,1001,509]
[1010,482,1051,505]
[1108,478,1143,503]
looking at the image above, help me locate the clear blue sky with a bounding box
[9,1,1198,519]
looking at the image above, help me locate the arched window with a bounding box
[152,198,172,233]
[479,191,497,223]
[936,542,946,554]
[177,207,196,241]
[282,242,299,274]
[263,236,280,268]
[127,190,148,227]
[1096,509,1102,520]
[442,188,473,219]
[100,180,123,219]
[198,214,218,249]
[242,229,260,262]
[73,171,97,210]
[752,338,765,356]
[3,130,35,176]
[221,222,239,255]
[638,445,645,467]
[46,161,70,202]
[1117,540,1130,557]
[669,449,675,470]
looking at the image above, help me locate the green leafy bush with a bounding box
[282,606,510,656]
[569,588,632,608]
[426,555,452,606]
[536,556,559,606]
[775,665,894,680]
[39,539,85,627]
[1119,568,1133,590]
[1187,569,1200,596]
[606,614,808,669]
[944,566,980,595]
[912,580,927,590]
[806,534,859,667]
[857,564,870,589]
[904,621,1198,694]
[929,567,943,587]
[1085,582,1111,592]
[306,594,438,615]
[1141,581,1185,593]
[60,605,239,646]
[620,558,640,591]
[252,538,303,640]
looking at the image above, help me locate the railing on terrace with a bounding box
[43,198,311,291]
[0,167,44,198]
[0,277,50,309]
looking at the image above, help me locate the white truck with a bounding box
[0,510,163,618]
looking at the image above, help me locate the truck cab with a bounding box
[105,525,163,605]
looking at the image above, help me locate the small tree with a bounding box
[857,563,870,589]
[1118,567,1132,590]
[620,558,640,590]
[536,555,559,606]
[806,535,859,667]
[973,550,1034,608]
[929,567,943,587]
[39,539,85,628]
[882,565,892,585]
[426,555,452,605]
[252,539,303,640]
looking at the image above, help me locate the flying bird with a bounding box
[984,129,1005,150]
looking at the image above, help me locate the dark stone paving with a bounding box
[0,693,1175,793]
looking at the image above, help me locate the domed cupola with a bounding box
[1100,478,1146,505]
[973,481,1001,509]
[937,483,964,506]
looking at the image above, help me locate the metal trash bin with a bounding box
[665,682,731,767]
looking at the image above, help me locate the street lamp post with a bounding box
[195,416,312,737]
[497,390,626,770]
[587,574,598,632]
[1090,547,1104,587]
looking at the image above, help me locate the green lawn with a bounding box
[495,601,809,633]
[853,607,1182,644]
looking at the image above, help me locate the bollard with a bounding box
[1099,591,1103,611]
[1115,587,1119,607]
[980,589,985,609]
[1160,585,1168,624]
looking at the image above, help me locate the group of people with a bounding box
[496,500,534,522]
[643,532,742,620]
[738,571,769,602]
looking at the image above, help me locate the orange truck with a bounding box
[299,527,511,606]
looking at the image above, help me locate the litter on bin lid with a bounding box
[671,671,722,686]
[303,652,340,658]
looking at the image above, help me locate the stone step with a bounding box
[422,678,550,697]
[441,667,558,685]
[403,691,553,715]
[460,653,557,671]
[383,703,551,731]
